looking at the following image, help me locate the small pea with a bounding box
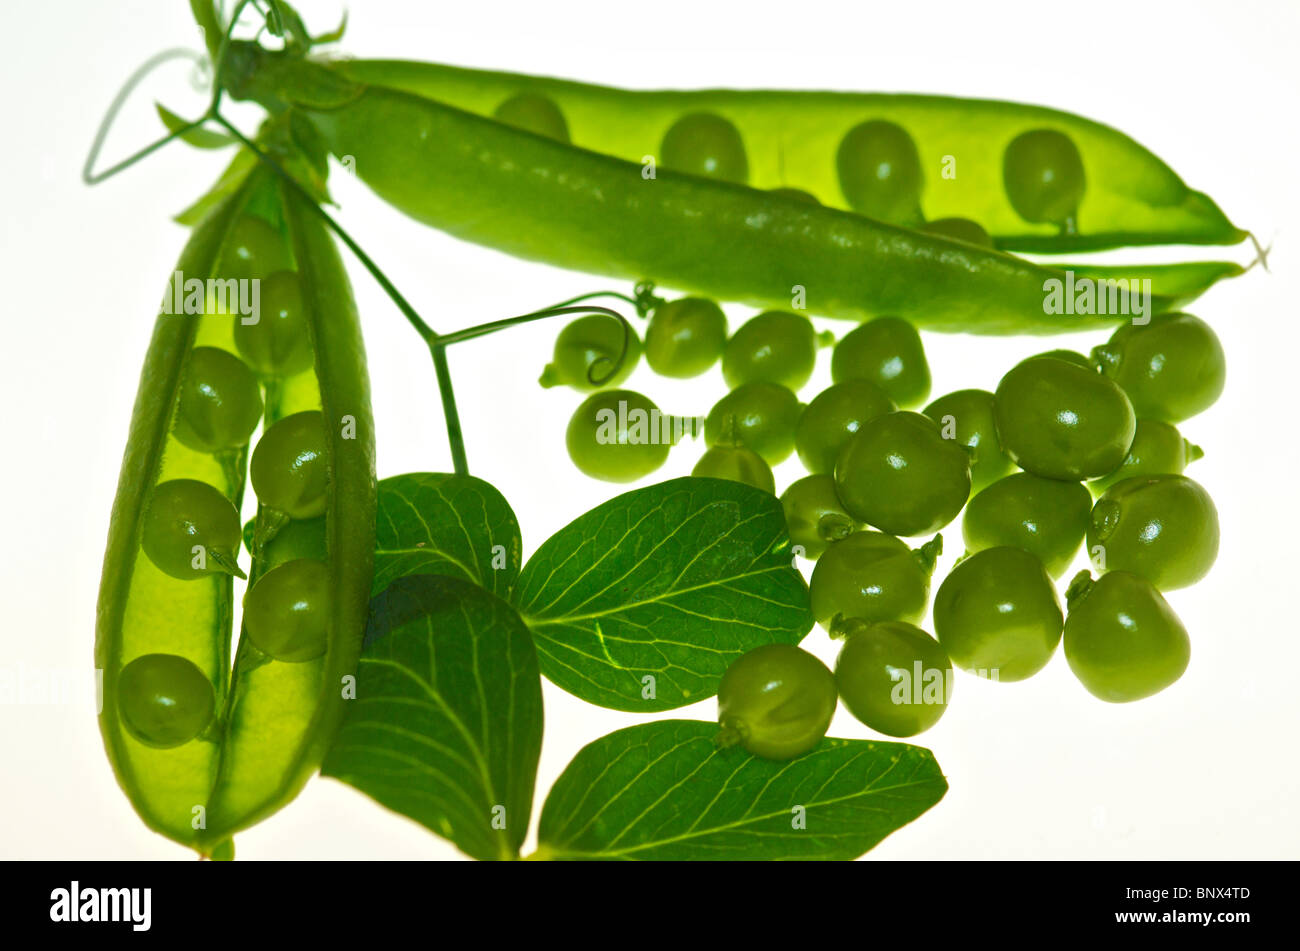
[540,313,642,391]
[218,214,290,284]
[836,120,924,224]
[835,620,952,738]
[233,270,315,378]
[795,379,896,475]
[962,472,1093,579]
[172,347,263,453]
[922,388,1015,492]
[810,531,941,630]
[780,475,861,560]
[243,559,332,663]
[1089,419,1202,496]
[644,297,727,378]
[566,389,671,482]
[251,411,330,520]
[830,316,931,408]
[1002,129,1086,231]
[493,92,570,143]
[661,112,748,184]
[722,310,831,391]
[1087,475,1219,590]
[117,653,215,748]
[919,217,993,247]
[1091,313,1226,423]
[715,644,837,760]
[769,186,820,204]
[704,382,802,465]
[142,479,245,580]
[693,443,775,494]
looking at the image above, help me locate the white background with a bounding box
[2,0,1298,860]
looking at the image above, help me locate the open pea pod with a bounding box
[221,46,1234,334]
[95,158,375,856]
[332,59,1247,254]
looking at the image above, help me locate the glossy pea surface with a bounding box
[243,558,332,663]
[217,214,290,283]
[835,621,952,737]
[233,270,315,378]
[693,444,775,493]
[566,389,670,482]
[117,653,216,749]
[933,546,1062,681]
[922,388,1014,492]
[836,120,923,224]
[830,316,930,408]
[715,644,837,760]
[644,297,727,378]
[172,347,263,453]
[780,475,860,560]
[493,92,570,142]
[251,410,330,519]
[704,382,801,465]
[722,311,826,391]
[1087,475,1219,590]
[1089,419,1202,495]
[963,472,1092,578]
[810,531,939,630]
[795,379,895,474]
[834,411,971,537]
[1064,571,1190,702]
[141,479,244,580]
[994,355,1136,480]
[1002,129,1086,230]
[540,313,641,390]
[1092,313,1225,423]
[661,112,748,184]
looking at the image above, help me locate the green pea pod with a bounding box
[223,47,1219,335]
[95,160,375,855]
[329,59,1247,254]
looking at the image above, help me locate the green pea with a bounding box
[1091,313,1225,422]
[217,214,290,284]
[1002,129,1086,231]
[835,620,952,738]
[780,475,861,560]
[769,187,820,204]
[117,653,216,749]
[1029,348,1094,370]
[919,217,993,247]
[246,515,328,569]
[493,92,570,143]
[661,112,748,184]
[1089,419,1203,496]
[233,270,315,378]
[810,531,941,630]
[142,479,245,580]
[994,354,1136,480]
[539,313,642,390]
[243,559,332,663]
[962,472,1093,579]
[172,347,264,453]
[933,546,1063,682]
[704,382,801,465]
[692,444,775,494]
[830,316,931,408]
[922,388,1015,492]
[251,411,330,520]
[722,310,830,391]
[1063,570,1190,702]
[834,411,971,537]
[836,120,923,224]
[566,389,671,482]
[795,379,895,474]
[1087,475,1219,590]
[715,644,837,760]
[644,297,727,378]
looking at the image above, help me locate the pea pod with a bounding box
[329,59,1247,254]
[223,47,1216,335]
[95,160,375,855]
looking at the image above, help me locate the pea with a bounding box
[722,310,830,391]
[1063,570,1190,703]
[933,546,1063,682]
[829,316,931,408]
[217,214,290,284]
[780,475,861,560]
[661,112,748,184]
[233,269,315,378]
[1089,419,1203,496]
[1091,313,1226,422]
[539,313,642,390]
[1002,129,1086,231]
[919,217,993,247]
[836,120,923,224]
[172,347,264,453]
[117,654,216,749]
[834,411,971,537]
[962,472,1093,579]
[566,389,671,482]
[644,297,727,378]
[142,479,245,580]
[769,187,820,204]
[994,354,1136,480]
[493,92,570,142]
[243,558,332,662]
[251,410,330,519]
[704,382,801,465]
[795,379,895,475]
[693,443,775,494]
[1087,475,1219,590]
[715,644,837,760]
[810,531,941,630]
[922,388,1015,492]
[835,620,952,737]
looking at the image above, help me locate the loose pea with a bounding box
[920,217,993,247]
[922,388,1015,492]
[780,475,861,560]
[233,270,315,378]
[493,92,570,142]
[251,410,330,519]
[1091,313,1225,422]
[810,531,941,630]
[715,644,837,760]
[795,379,895,474]
[172,347,264,453]
[117,654,216,749]
[142,479,245,580]
[660,112,748,184]
[835,620,952,737]
[830,316,930,408]
[693,442,775,494]
[962,472,1093,578]
[704,382,801,465]
[540,313,641,390]
[1087,475,1219,590]
[644,297,727,378]
[1089,419,1203,496]
[566,389,671,482]
[1002,128,1086,231]
[722,310,830,391]
[836,120,923,224]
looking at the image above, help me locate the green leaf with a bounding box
[190,0,222,62]
[373,473,522,600]
[321,575,543,861]
[513,478,813,712]
[173,148,259,225]
[537,720,947,860]
[156,103,235,149]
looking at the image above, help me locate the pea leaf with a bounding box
[156,103,236,149]
[373,473,521,600]
[536,720,947,860]
[513,478,813,711]
[321,574,543,861]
